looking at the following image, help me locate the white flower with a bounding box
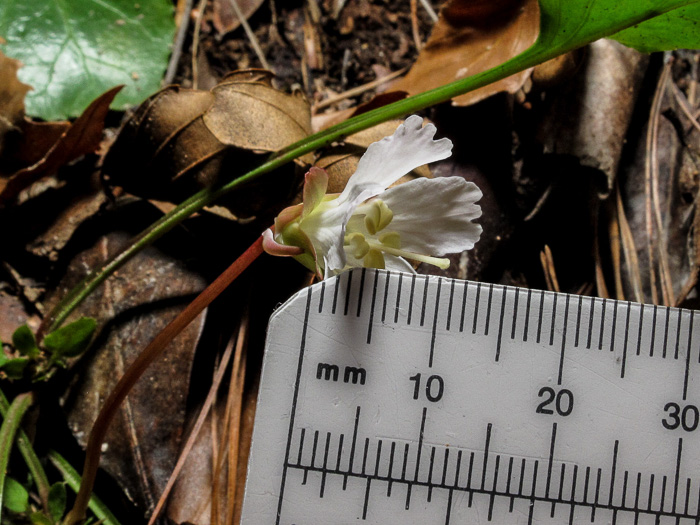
[263,115,483,279]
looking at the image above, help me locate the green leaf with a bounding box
[43,318,97,358]
[2,477,28,513]
[1,357,29,379]
[48,482,67,523]
[0,0,175,120]
[30,512,54,525]
[12,325,39,358]
[611,4,700,52]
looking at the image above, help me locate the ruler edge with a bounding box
[241,268,700,522]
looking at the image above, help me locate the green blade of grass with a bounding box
[0,388,50,513]
[48,450,121,525]
[0,393,33,518]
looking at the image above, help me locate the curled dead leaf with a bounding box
[0,86,122,206]
[202,71,313,163]
[104,70,311,218]
[393,0,539,106]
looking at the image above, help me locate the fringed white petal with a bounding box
[380,176,483,254]
[336,116,453,208]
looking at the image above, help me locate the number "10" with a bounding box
[409,373,444,402]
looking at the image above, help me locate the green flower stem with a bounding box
[0,392,33,519]
[0,389,50,514]
[43,1,689,332]
[47,450,121,525]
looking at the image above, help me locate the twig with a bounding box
[313,68,408,112]
[146,332,239,525]
[164,0,194,85]
[608,198,624,300]
[670,81,700,135]
[615,184,644,303]
[191,0,208,89]
[594,214,610,299]
[224,316,248,523]
[410,0,422,51]
[418,0,438,22]
[540,245,560,293]
[230,0,271,70]
[648,62,675,305]
[63,236,265,525]
[644,64,668,304]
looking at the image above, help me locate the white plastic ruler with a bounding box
[241,269,700,524]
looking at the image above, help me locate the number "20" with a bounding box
[536,386,574,416]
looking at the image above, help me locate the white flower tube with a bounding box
[263,115,483,279]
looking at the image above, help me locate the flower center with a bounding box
[344,199,450,270]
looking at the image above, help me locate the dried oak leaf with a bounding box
[48,221,206,514]
[104,70,311,219]
[393,0,540,106]
[0,86,122,206]
[202,71,313,162]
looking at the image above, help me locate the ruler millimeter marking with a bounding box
[242,269,700,524]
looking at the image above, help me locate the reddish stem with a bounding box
[63,235,264,525]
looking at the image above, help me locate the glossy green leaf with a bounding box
[48,482,66,523]
[2,477,28,513]
[43,318,96,358]
[12,325,39,358]
[0,0,175,120]
[611,4,700,52]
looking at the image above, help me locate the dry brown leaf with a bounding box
[211,0,264,35]
[538,40,648,197]
[104,71,310,219]
[0,50,31,158]
[0,86,122,206]
[203,74,313,162]
[47,220,207,514]
[393,0,539,106]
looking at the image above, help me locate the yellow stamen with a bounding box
[345,232,370,259]
[363,248,385,269]
[379,231,401,249]
[364,200,394,235]
[367,240,450,270]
